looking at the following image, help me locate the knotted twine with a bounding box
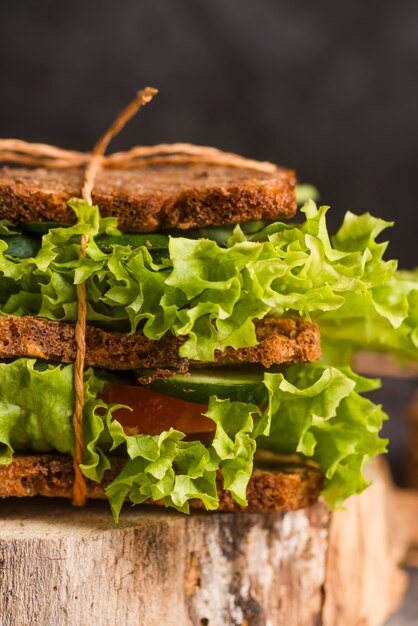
[0,87,277,505]
[72,87,158,505]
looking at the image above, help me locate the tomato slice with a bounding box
[101,383,215,437]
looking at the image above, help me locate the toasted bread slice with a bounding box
[0,454,324,512]
[0,164,296,231]
[0,315,321,369]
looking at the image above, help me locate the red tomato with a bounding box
[101,383,215,437]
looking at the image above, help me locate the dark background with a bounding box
[0,0,417,268]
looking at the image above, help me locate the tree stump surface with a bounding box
[0,459,412,626]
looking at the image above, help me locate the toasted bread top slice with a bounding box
[0,163,296,232]
[0,454,324,512]
[0,315,321,370]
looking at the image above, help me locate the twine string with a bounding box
[0,143,277,175]
[71,87,158,506]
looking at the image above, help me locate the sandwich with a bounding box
[0,102,415,521]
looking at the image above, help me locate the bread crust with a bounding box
[0,454,324,512]
[0,315,321,369]
[0,164,296,231]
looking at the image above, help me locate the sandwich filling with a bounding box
[1,192,416,519]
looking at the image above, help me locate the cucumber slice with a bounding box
[1,234,41,258]
[170,222,265,245]
[133,367,268,405]
[22,221,67,233]
[187,226,234,244]
[96,233,169,253]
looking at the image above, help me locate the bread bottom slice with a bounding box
[0,455,324,513]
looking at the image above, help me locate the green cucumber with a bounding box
[1,234,41,258]
[134,367,268,404]
[183,226,234,244]
[96,233,169,253]
[170,222,265,245]
[22,221,67,233]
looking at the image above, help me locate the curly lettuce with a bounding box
[318,268,418,364]
[0,359,115,481]
[261,363,387,507]
[104,396,267,520]
[0,220,21,236]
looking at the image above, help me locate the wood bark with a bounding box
[406,391,418,489]
[0,459,411,626]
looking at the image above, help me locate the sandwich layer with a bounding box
[0,455,324,512]
[0,315,321,369]
[0,164,296,231]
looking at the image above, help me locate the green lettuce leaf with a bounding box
[0,358,113,484]
[260,363,388,507]
[105,397,263,521]
[0,359,75,460]
[295,184,320,205]
[319,268,418,364]
[0,199,411,362]
[0,220,21,235]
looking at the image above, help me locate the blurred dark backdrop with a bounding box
[0,0,417,267]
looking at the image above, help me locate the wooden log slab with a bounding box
[0,500,329,626]
[0,458,411,626]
